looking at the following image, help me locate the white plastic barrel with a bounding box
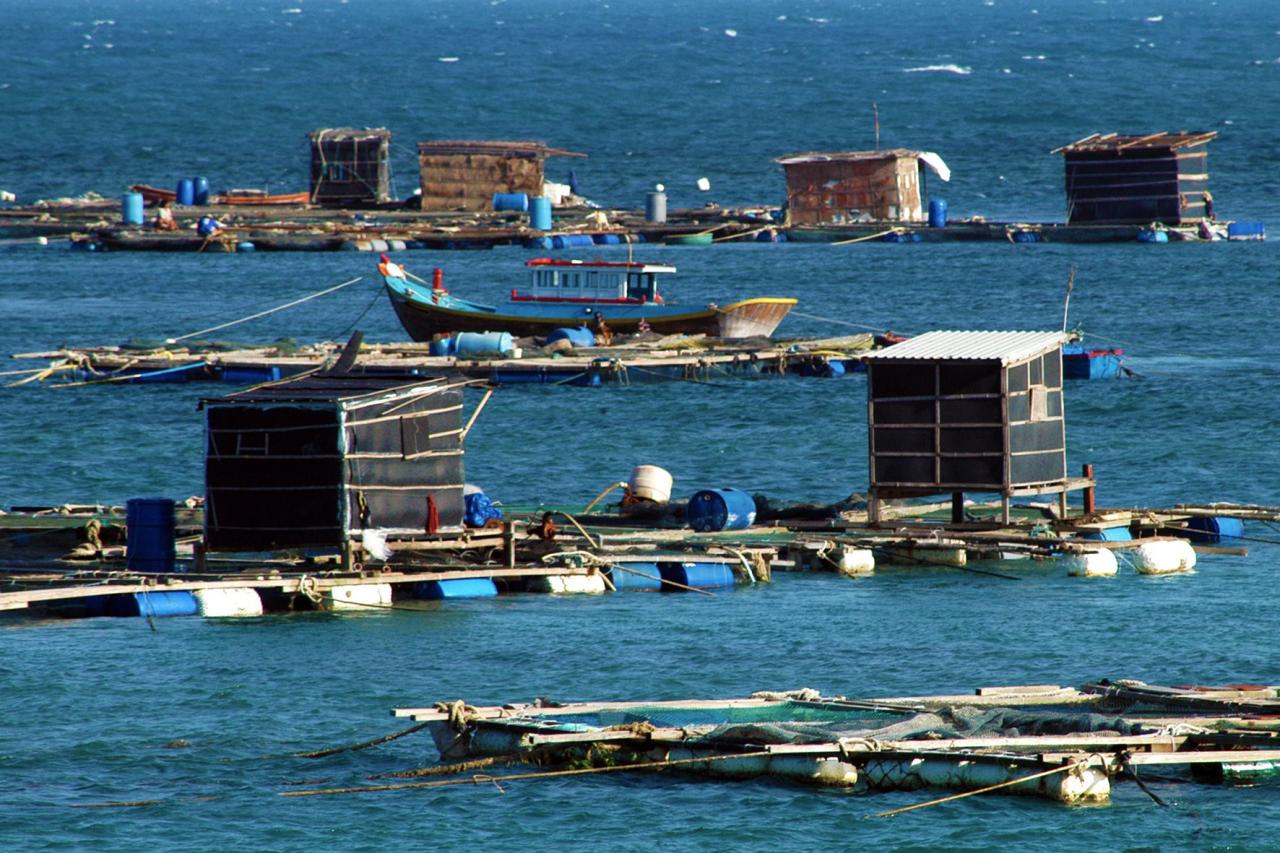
[836,547,876,576]
[1132,540,1197,575]
[325,583,393,610]
[195,587,264,617]
[1063,548,1118,577]
[628,465,673,503]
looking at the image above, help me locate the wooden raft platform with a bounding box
[10,334,876,388]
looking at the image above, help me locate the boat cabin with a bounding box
[514,259,677,303]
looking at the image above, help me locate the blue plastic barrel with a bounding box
[659,561,736,590]
[524,236,554,250]
[529,196,552,230]
[592,233,621,245]
[454,331,514,356]
[1183,516,1244,544]
[928,199,948,228]
[414,578,499,600]
[193,176,210,205]
[126,498,176,573]
[130,590,198,617]
[645,190,667,224]
[551,234,596,249]
[492,192,529,212]
[176,178,195,206]
[546,326,595,347]
[605,561,664,592]
[686,488,757,532]
[1082,526,1132,542]
[429,336,455,356]
[121,192,144,225]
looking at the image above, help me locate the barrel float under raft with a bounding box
[551,233,595,249]
[604,561,664,591]
[88,590,198,618]
[661,747,858,787]
[860,756,1110,804]
[1062,548,1118,578]
[1179,516,1244,544]
[1131,539,1197,575]
[686,488,756,532]
[176,178,195,206]
[195,587,264,617]
[659,560,736,590]
[324,583,393,610]
[414,578,498,600]
[628,465,673,503]
[528,574,607,595]
[192,176,210,205]
[835,547,875,576]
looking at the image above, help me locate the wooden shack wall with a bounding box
[341,389,465,533]
[204,404,346,551]
[784,159,922,225]
[418,152,545,211]
[867,351,1065,494]
[1064,148,1210,225]
[310,135,391,207]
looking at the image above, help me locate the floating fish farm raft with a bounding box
[262,677,1280,811]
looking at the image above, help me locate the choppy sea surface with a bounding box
[2,1,1280,849]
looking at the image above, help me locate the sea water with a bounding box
[3,1,1280,849]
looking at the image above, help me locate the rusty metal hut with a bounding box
[862,330,1083,525]
[416,140,587,212]
[1052,131,1218,225]
[202,374,467,554]
[775,149,951,225]
[308,127,392,207]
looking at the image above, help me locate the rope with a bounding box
[607,562,716,597]
[787,310,892,334]
[294,722,431,759]
[280,750,773,798]
[166,277,364,343]
[831,228,902,245]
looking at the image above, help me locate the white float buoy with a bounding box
[1132,539,1197,575]
[1063,547,1118,577]
[696,177,712,191]
[195,587,264,617]
[325,583,393,610]
[835,546,875,576]
[531,574,608,595]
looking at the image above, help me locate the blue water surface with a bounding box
[2,1,1280,850]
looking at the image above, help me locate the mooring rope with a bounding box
[165,276,364,343]
[294,722,431,759]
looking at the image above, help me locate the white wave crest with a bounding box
[904,64,971,75]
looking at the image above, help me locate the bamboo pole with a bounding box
[282,750,772,797]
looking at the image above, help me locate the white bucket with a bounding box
[1063,548,1118,577]
[1133,540,1197,575]
[195,587,264,617]
[325,583,393,610]
[628,465,673,503]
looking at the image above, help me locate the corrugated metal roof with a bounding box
[775,148,923,165]
[417,140,588,159]
[1051,131,1217,154]
[206,374,454,405]
[863,331,1069,364]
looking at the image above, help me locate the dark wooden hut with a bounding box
[202,374,467,553]
[862,331,1073,525]
[416,140,587,212]
[775,150,950,225]
[308,127,392,207]
[1052,131,1218,225]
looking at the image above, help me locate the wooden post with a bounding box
[192,541,206,574]
[1001,495,1011,526]
[951,492,965,524]
[1083,463,1096,515]
[504,520,515,569]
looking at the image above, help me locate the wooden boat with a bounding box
[382,258,797,340]
[128,184,310,206]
